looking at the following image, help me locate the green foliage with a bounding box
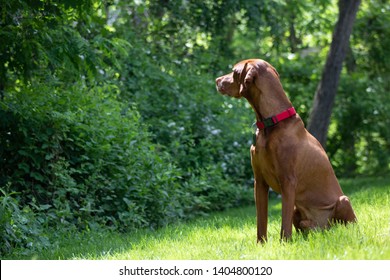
[118,31,251,182]
[0,73,247,255]
[327,1,390,176]
[4,81,169,223]
[0,188,50,256]
[0,0,97,86]
[328,72,390,176]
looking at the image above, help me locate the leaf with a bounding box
[18,162,30,173]
[30,172,44,182]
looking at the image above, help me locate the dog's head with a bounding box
[215,59,280,98]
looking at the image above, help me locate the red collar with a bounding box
[256,107,296,130]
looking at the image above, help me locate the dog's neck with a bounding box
[245,86,293,122]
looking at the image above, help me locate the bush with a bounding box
[328,72,390,176]
[119,32,255,186]
[0,74,250,254]
[1,80,182,226]
[0,188,50,256]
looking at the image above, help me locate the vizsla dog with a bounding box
[215,59,357,242]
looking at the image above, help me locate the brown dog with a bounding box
[215,59,357,242]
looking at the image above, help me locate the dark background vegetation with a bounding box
[1,0,389,256]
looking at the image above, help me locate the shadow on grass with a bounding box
[29,196,281,260]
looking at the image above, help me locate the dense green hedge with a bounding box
[0,78,252,255]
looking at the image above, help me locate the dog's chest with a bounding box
[255,129,267,148]
[251,133,282,193]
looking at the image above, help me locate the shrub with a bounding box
[0,75,249,254]
[0,80,182,230]
[0,188,50,256]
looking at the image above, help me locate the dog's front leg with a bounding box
[254,177,269,243]
[280,177,296,241]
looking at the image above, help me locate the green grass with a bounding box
[8,176,390,260]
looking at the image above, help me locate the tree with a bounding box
[307,0,361,148]
[0,0,110,97]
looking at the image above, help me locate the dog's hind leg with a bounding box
[332,195,357,224]
[293,207,322,232]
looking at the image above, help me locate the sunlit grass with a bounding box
[12,176,390,260]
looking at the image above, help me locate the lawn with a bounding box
[8,176,390,260]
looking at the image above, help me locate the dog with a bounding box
[215,59,357,242]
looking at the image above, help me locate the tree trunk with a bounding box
[288,13,301,53]
[307,0,361,148]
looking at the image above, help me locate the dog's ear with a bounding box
[269,65,280,78]
[238,63,256,97]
